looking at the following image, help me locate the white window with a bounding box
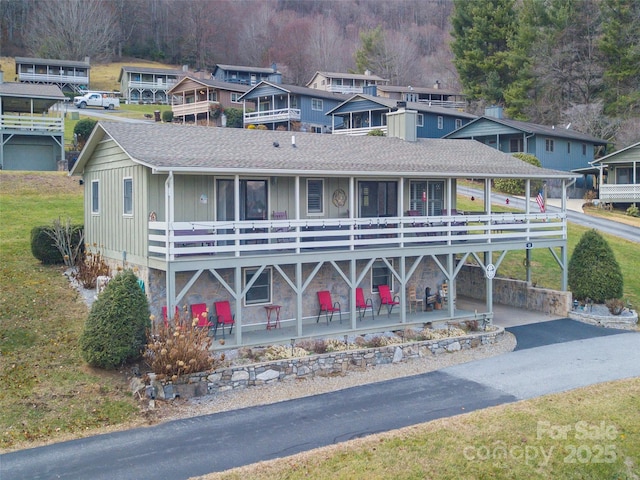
[231,92,241,103]
[91,180,99,214]
[417,113,424,127]
[244,267,271,305]
[372,260,394,293]
[437,116,444,129]
[123,177,133,216]
[312,98,323,111]
[307,179,324,214]
[545,138,554,152]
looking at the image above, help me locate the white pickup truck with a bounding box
[73,92,120,110]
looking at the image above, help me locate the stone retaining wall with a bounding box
[568,310,638,329]
[458,265,572,316]
[150,327,505,400]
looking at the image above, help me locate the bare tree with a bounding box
[25,0,117,61]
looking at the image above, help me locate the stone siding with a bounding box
[458,265,572,316]
[150,327,505,400]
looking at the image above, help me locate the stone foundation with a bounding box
[149,326,505,400]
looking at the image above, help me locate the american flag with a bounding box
[536,190,545,212]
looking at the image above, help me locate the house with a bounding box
[0,71,66,170]
[376,83,467,110]
[118,66,185,104]
[444,108,608,191]
[328,94,476,137]
[168,75,255,126]
[238,81,348,132]
[70,115,576,349]
[306,71,389,95]
[212,64,282,86]
[15,56,90,94]
[590,141,640,206]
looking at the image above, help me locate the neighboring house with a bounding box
[376,83,467,110]
[590,141,640,205]
[306,71,389,95]
[328,94,476,137]
[0,72,66,170]
[168,75,255,126]
[15,56,90,94]
[444,108,608,176]
[212,64,282,85]
[118,66,185,104]
[70,114,575,349]
[238,81,348,132]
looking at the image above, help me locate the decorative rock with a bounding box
[392,346,403,363]
[256,369,280,381]
[231,370,250,382]
[446,341,461,352]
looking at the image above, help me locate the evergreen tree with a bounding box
[568,230,624,303]
[450,0,518,105]
[599,0,640,117]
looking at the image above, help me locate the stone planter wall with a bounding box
[150,327,505,400]
[568,310,638,329]
[458,265,572,316]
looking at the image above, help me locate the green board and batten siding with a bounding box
[83,139,149,266]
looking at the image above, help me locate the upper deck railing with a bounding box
[332,126,388,136]
[127,80,178,90]
[0,114,63,132]
[244,108,301,124]
[18,72,88,84]
[149,211,565,260]
[172,100,217,117]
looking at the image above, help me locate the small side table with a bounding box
[264,305,281,330]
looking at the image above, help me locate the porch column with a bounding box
[525,179,531,284]
[485,251,493,318]
[234,265,242,345]
[296,262,303,337]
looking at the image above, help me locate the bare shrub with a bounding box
[72,246,110,289]
[144,309,220,382]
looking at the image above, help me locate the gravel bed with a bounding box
[155,332,517,421]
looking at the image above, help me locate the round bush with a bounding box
[494,153,543,196]
[161,110,173,123]
[223,107,243,128]
[31,226,64,264]
[568,229,623,303]
[79,270,150,369]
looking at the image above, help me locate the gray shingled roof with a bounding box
[168,75,252,94]
[0,82,66,100]
[215,64,280,74]
[74,122,575,180]
[239,81,350,102]
[15,56,90,68]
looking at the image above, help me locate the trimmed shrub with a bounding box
[80,270,150,369]
[161,110,173,123]
[223,107,243,128]
[568,229,624,303]
[494,153,543,196]
[367,128,385,136]
[73,118,98,149]
[31,226,64,264]
[31,224,83,264]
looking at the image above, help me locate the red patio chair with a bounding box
[355,287,374,321]
[317,290,342,325]
[213,300,235,339]
[377,284,400,316]
[190,303,212,329]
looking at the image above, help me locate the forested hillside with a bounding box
[1,0,639,147]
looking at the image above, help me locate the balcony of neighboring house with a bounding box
[244,107,301,125]
[416,99,467,110]
[18,71,89,86]
[172,99,219,118]
[148,210,565,262]
[331,113,386,136]
[0,112,63,133]
[332,125,388,136]
[599,183,640,203]
[127,78,178,91]
[326,84,365,95]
